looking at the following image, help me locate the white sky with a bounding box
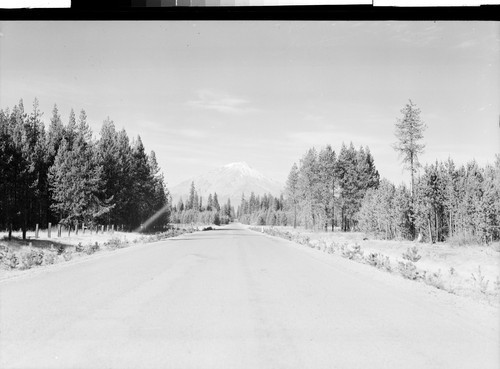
[0,21,498,188]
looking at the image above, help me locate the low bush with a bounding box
[365,253,392,272]
[85,242,100,255]
[340,243,364,260]
[2,250,19,269]
[43,250,57,265]
[18,248,45,270]
[62,250,73,261]
[402,246,422,263]
[471,266,489,294]
[398,261,425,280]
[75,242,84,253]
[425,269,445,290]
[105,237,123,250]
[56,243,65,255]
[326,241,336,254]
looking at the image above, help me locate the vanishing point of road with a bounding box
[1,224,498,369]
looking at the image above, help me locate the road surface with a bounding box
[1,224,498,368]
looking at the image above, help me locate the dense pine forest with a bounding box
[2,99,499,246]
[170,182,235,226]
[0,99,169,239]
[238,101,500,245]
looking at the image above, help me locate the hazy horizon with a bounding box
[1,21,498,189]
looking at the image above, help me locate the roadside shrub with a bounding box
[19,251,35,270]
[0,247,7,264]
[75,242,84,253]
[43,250,57,265]
[341,244,364,260]
[63,250,73,261]
[365,253,392,271]
[2,250,19,269]
[398,261,425,280]
[56,243,65,255]
[365,252,379,266]
[19,248,44,270]
[402,246,421,263]
[85,242,100,255]
[326,241,336,254]
[106,237,123,250]
[425,269,445,290]
[317,239,328,252]
[471,266,489,294]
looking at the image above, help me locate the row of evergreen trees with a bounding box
[236,143,380,231]
[237,192,286,226]
[358,157,500,243]
[285,143,380,231]
[237,100,499,245]
[0,99,169,239]
[170,182,235,225]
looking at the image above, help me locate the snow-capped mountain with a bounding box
[169,162,283,209]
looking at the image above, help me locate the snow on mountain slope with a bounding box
[169,162,283,208]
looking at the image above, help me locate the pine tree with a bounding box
[318,145,337,231]
[65,108,77,149]
[393,99,426,200]
[148,150,169,229]
[48,129,109,227]
[129,136,154,229]
[213,192,220,212]
[207,193,213,211]
[188,182,196,210]
[335,143,359,231]
[47,104,65,160]
[298,148,320,229]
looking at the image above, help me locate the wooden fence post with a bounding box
[75,220,79,235]
[35,224,39,238]
[58,224,62,237]
[68,224,71,237]
[101,225,104,234]
[82,222,85,234]
[48,222,51,238]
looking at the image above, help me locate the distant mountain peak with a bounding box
[221,161,263,179]
[170,162,283,208]
[224,161,250,168]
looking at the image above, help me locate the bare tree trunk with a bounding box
[293,204,297,229]
[449,211,452,238]
[435,211,439,242]
[331,182,335,232]
[341,207,344,232]
[22,206,27,240]
[428,215,433,243]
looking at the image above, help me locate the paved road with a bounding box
[1,224,498,369]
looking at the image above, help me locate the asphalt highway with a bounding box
[1,224,498,368]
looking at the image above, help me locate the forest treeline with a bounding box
[238,146,500,244]
[170,182,235,225]
[238,101,500,245]
[237,142,380,231]
[0,99,169,239]
[358,157,500,244]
